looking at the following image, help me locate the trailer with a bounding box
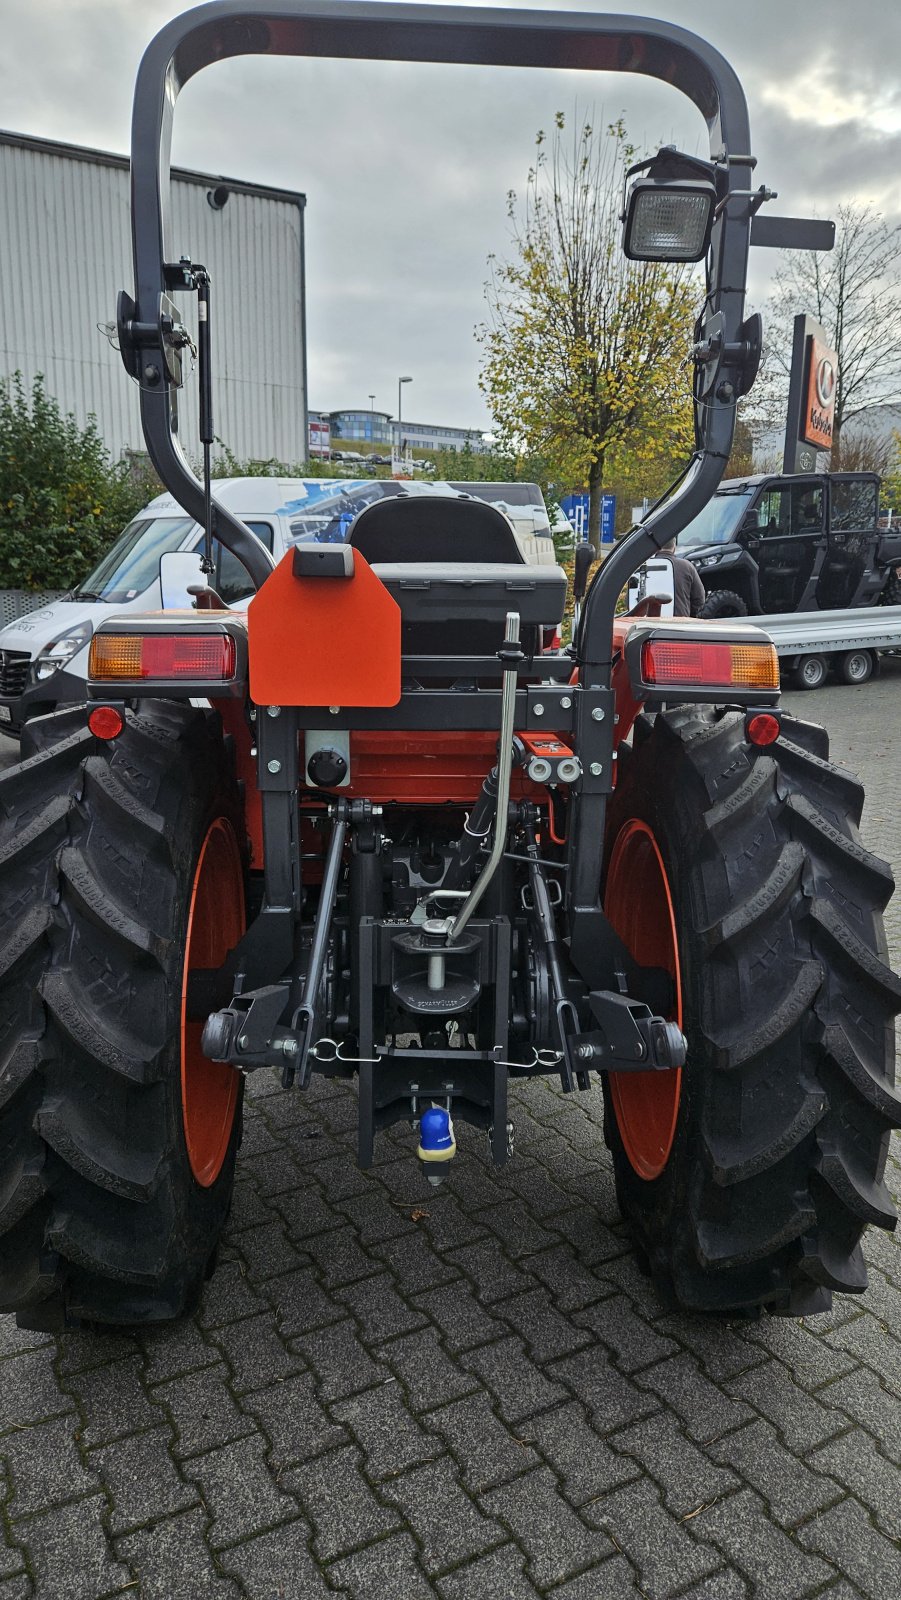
[757,605,901,688]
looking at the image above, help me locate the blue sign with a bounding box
[560,492,616,544]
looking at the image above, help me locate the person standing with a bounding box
[660,538,706,617]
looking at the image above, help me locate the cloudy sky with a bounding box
[4,0,901,430]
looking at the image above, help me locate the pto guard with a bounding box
[622,617,780,706]
[248,546,401,708]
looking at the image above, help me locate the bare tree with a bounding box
[760,203,901,464]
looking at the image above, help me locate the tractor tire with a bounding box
[698,589,749,620]
[602,705,901,1317]
[0,701,246,1330]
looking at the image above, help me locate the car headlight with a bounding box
[33,620,94,681]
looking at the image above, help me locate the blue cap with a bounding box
[419,1106,453,1153]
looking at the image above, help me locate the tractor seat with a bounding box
[352,495,565,656]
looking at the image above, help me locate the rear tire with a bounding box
[0,702,246,1329]
[698,589,749,619]
[837,649,874,686]
[602,706,901,1316]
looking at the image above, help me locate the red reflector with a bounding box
[747,713,781,746]
[88,706,125,741]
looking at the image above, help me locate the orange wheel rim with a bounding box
[604,818,682,1180]
[180,818,245,1186]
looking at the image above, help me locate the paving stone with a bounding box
[426,1391,540,1491]
[90,1425,198,1534]
[291,1319,385,1403]
[448,1238,530,1304]
[153,1361,255,1460]
[117,1505,243,1598]
[0,1351,73,1428]
[231,1219,305,1284]
[818,1368,901,1464]
[417,1194,490,1252]
[245,1372,347,1466]
[726,1358,845,1452]
[547,1556,643,1597]
[827,1313,901,1397]
[583,1474,723,1596]
[653,1314,765,1384]
[375,1230,461,1294]
[809,1429,900,1538]
[335,1272,429,1342]
[0,1415,100,1518]
[527,1401,639,1506]
[271,1183,349,1243]
[226,1175,275,1232]
[331,1383,444,1479]
[701,1487,835,1596]
[709,1417,840,1527]
[437,1542,545,1599]
[505,1160,577,1217]
[480,1464,614,1587]
[328,1532,433,1600]
[198,1259,265,1328]
[445,1158,508,1216]
[549,1348,658,1433]
[744,1315,857,1389]
[15,1496,131,1600]
[638,1354,754,1444]
[138,1319,219,1383]
[297,1151,370,1204]
[216,1516,336,1593]
[576,1293,679,1373]
[379,1327,479,1410]
[412,1282,501,1354]
[260,1264,345,1339]
[0,1492,25,1582]
[182,1433,298,1549]
[462,1335,569,1424]
[65,1353,163,1446]
[210,1310,302,1393]
[670,1571,750,1599]
[338,1188,416,1246]
[380,1455,504,1575]
[495,1286,594,1363]
[305,1225,387,1293]
[594,1251,674,1320]
[285,1445,400,1560]
[474,1199,559,1258]
[524,1244,615,1315]
[0,1577,30,1600]
[549,1208,627,1266]
[53,1327,138,1376]
[240,1146,306,1198]
[611,1411,739,1518]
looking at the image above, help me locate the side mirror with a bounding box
[160,550,208,609]
[573,542,597,602]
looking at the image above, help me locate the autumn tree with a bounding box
[759,203,901,465]
[478,116,698,544]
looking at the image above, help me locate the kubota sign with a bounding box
[801,334,839,450]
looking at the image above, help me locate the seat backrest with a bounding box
[349,495,526,565]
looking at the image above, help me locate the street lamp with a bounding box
[397,375,412,450]
[368,393,375,411]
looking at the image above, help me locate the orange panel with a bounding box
[248,549,401,707]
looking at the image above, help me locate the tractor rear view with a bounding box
[1,1,898,1333]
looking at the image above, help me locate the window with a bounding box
[756,484,823,537]
[195,521,275,605]
[831,478,877,531]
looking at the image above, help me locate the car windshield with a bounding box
[676,490,753,549]
[75,516,194,602]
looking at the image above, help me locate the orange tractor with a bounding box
[1,1,897,1330]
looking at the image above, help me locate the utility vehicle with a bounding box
[676,469,901,618]
[1,1,898,1332]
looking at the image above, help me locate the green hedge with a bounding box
[0,373,160,591]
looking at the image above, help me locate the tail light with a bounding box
[640,639,779,690]
[89,634,236,681]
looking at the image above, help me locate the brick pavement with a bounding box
[1,672,900,1599]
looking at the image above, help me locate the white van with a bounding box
[0,476,566,734]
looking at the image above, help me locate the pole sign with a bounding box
[560,491,615,544]
[601,493,616,544]
[783,313,838,473]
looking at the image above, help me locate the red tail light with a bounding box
[641,639,779,689]
[89,634,236,680]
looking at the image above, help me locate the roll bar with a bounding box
[121,1,759,591]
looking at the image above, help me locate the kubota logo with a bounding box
[815,357,836,411]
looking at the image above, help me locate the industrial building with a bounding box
[0,130,308,465]
[313,408,489,456]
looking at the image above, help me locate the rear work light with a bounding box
[641,639,779,690]
[89,634,236,681]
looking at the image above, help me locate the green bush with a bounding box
[0,372,160,591]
